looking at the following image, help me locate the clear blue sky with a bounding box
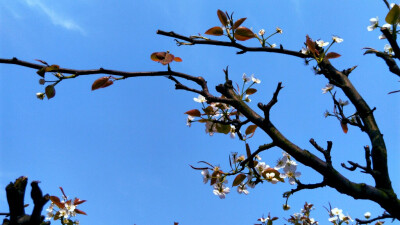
[1,0,400,224]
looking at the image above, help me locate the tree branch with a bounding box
[156,30,309,58]
[257,82,284,120]
[356,212,394,224]
[381,27,400,59]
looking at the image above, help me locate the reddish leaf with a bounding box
[232,18,247,30]
[306,35,318,56]
[205,26,224,36]
[234,27,255,41]
[45,85,56,99]
[74,198,87,205]
[74,208,87,215]
[217,9,228,27]
[203,106,215,115]
[232,174,246,187]
[245,88,257,95]
[245,124,257,135]
[35,59,49,66]
[92,76,110,91]
[325,52,341,59]
[210,171,219,185]
[160,53,175,65]
[184,109,201,117]
[174,223,179,225]
[341,121,348,134]
[173,57,182,62]
[59,187,67,199]
[50,196,64,209]
[151,52,165,61]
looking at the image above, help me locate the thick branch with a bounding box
[381,27,400,59]
[156,30,309,58]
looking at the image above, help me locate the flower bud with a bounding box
[39,79,45,85]
[283,204,290,210]
[36,92,45,100]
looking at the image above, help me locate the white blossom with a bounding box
[193,95,206,103]
[322,84,334,94]
[316,39,329,47]
[367,17,379,31]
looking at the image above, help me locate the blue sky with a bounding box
[1,0,400,224]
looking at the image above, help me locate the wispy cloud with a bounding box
[23,0,85,35]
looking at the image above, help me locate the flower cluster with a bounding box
[256,27,283,48]
[199,151,301,199]
[46,187,86,225]
[287,202,318,225]
[185,73,261,138]
[255,213,278,225]
[328,208,353,224]
[301,35,343,63]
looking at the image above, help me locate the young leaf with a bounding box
[184,109,201,117]
[91,76,110,91]
[50,196,64,209]
[160,53,175,65]
[245,88,257,95]
[210,171,219,185]
[232,174,246,187]
[306,35,318,56]
[232,18,247,30]
[74,208,87,215]
[217,9,228,27]
[35,59,49,66]
[36,68,46,77]
[386,4,400,24]
[325,52,341,59]
[189,165,209,170]
[45,65,60,72]
[45,85,56,99]
[205,26,224,36]
[245,124,257,135]
[216,123,231,134]
[340,121,348,134]
[174,57,182,62]
[234,27,255,41]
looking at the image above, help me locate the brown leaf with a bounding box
[245,124,257,135]
[217,9,228,27]
[50,196,64,209]
[74,208,87,215]
[205,26,224,36]
[184,109,201,117]
[232,174,246,187]
[210,171,219,185]
[306,35,318,56]
[74,198,87,205]
[160,53,175,65]
[45,85,56,99]
[325,52,341,59]
[341,121,348,134]
[91,76,110,91]
[245,88,257,95]
[234,27,255,41]
[232,18,247,30]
